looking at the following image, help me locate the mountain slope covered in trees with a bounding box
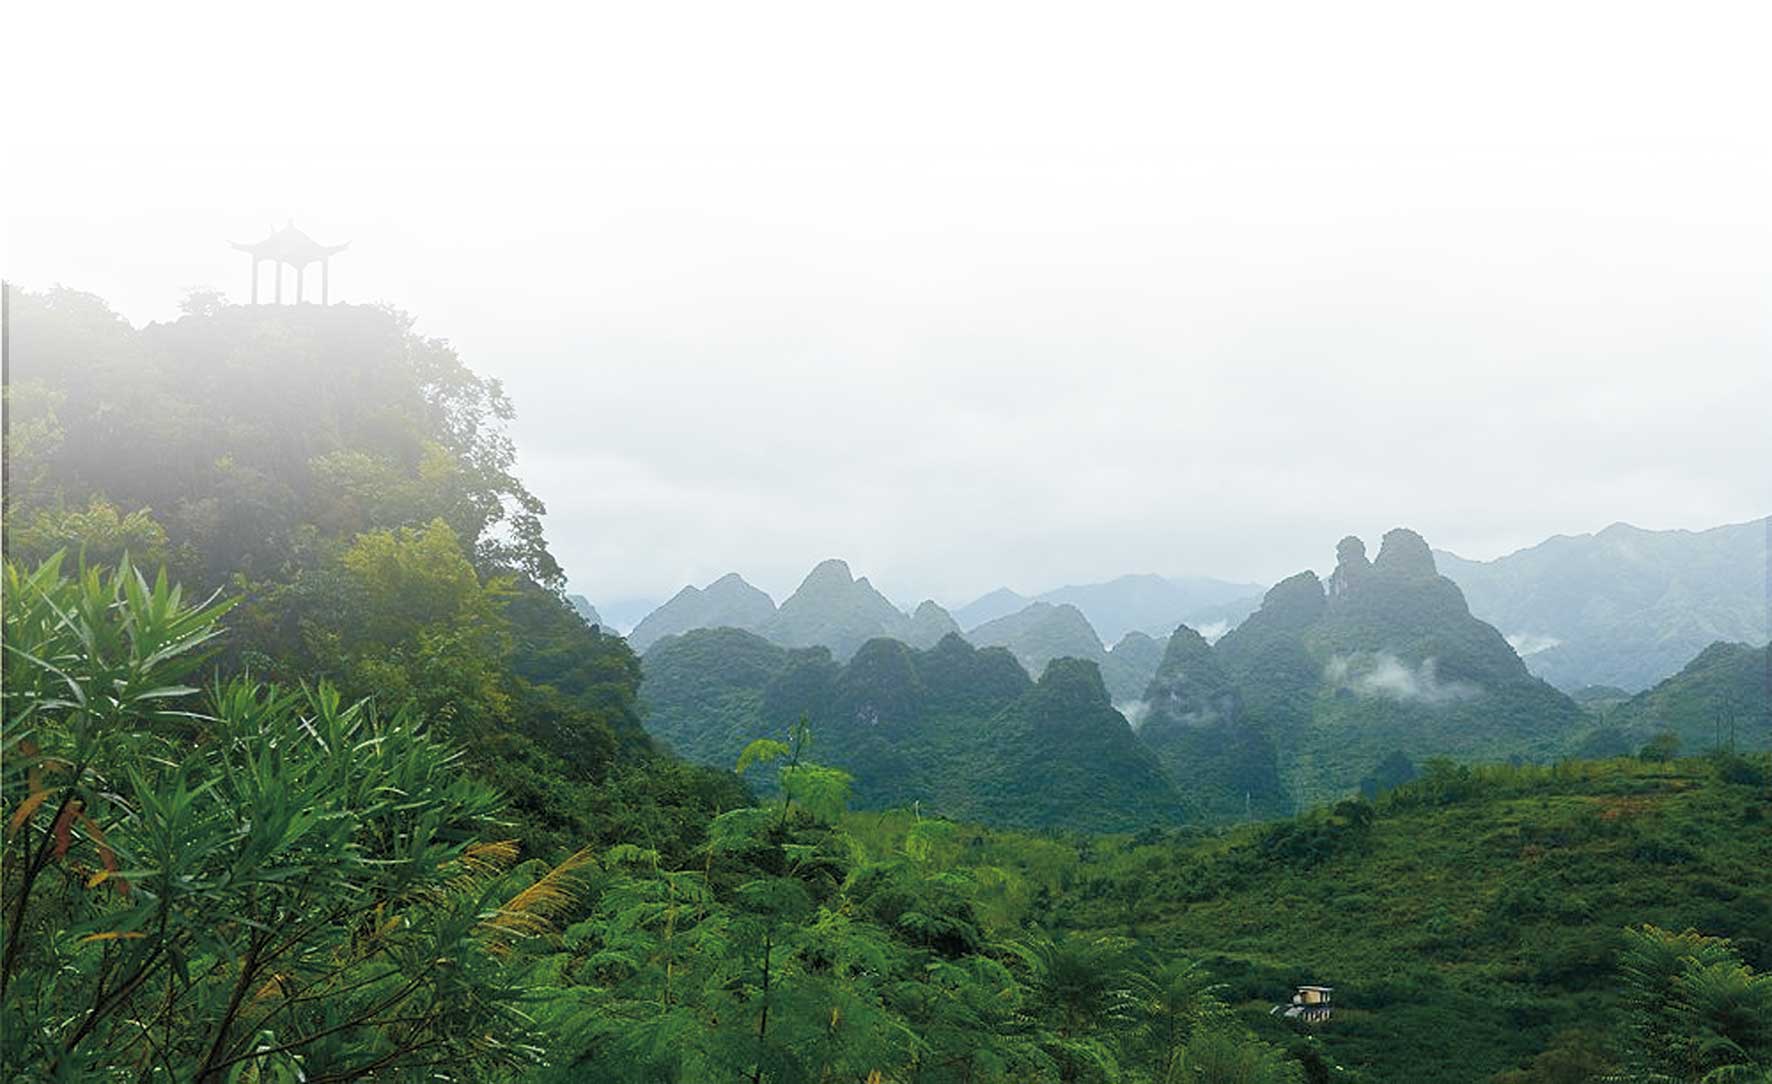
[642,628,1188,831]
[1019,755,1772,1083]
[1596,640,1772,754]
[1216,530,1586,802]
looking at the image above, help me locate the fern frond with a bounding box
[735,738,791,775]
[482,846,595,951]
[462,839,521,878]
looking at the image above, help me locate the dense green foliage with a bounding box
[4,555,1308,1082]
[3,289,741,859]
[2,557,537,1078]
[1135,626,1291,821]
[637,530,1609,830]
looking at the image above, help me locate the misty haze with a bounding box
[3,5,1769,1083]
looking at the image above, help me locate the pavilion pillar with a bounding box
[296,264,305,304]
[321,257,330,305]
[275,262,283,304]
[249,255,259,304]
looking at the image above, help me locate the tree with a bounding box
[1358,750,1417,799]
[1639,731,1683,762]
[1617,925,1772,1081]
[0,555,553,1080]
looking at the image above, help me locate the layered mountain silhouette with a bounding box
[630,560,967,661]
[635,528,1616,825]
[1437,517,1769,691]
[951,587,1033,630]
[965,602,1171,703]
[905,599,964,649]
[623,563,1174,702]
[968,602,1104,678]
[640,628,1186,831]
[614,518,1762,697]
[953,574,1263,642]
[1031,573,1265,642]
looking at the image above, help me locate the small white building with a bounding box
[1275,985,1333,1024]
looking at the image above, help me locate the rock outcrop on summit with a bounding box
[1228,528,1584,799]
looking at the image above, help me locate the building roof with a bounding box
[229,221,349,266]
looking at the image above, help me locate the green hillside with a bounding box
[11,286,1765,1083]
[1598,640,1772,753]
[877,755,1772,1083]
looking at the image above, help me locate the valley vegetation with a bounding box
[3,289,1768,1082]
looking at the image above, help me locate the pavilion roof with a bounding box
[230,221,349,265]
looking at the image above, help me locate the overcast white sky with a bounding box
[4,2,1769,612]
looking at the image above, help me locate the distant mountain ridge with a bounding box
[609,517,1762,691]
[627,563,1252,699]
[966,601,1172,703]
[635,526,1607,827]
[1030,573,1266,642]
[952,574,1263,643]
[760,559,918,659]
[1436,517,1769,692]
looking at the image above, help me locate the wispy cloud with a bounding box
[1325,653,1478,704]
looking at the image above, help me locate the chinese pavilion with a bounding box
[230,221,349,304]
